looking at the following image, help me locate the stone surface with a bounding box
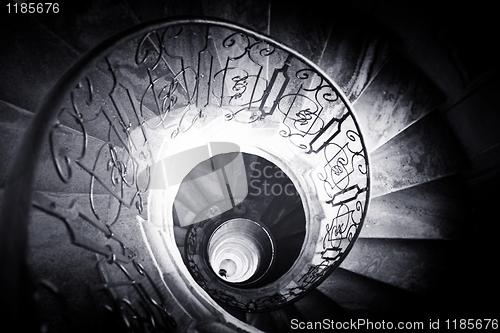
[369,0,441,55]
[53,65,125,146]
[292,288,353,322]
[317,267,435,320]
[268,206,305,240]
[202,0,270,34]
[340,238,462,297]
[319,11,400,103]
[0,101,33,188]
[2,1,497,330]
[0,15,78,112]
[27,192,110,332]
[33,0,138,54]
[360,175,470,240]
[369,111,467,198]
[444,80,500,165]
[246,311,282,332]
[32,123,118,194]
[126,0,204,22]
[270,0,334,64]
[353,54,445,151]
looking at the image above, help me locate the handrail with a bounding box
[0,17,370,331]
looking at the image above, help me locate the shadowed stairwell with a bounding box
[0,1,498,332]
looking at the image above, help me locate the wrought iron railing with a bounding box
[0,17,370,331]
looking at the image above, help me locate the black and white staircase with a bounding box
[1,1,498,332]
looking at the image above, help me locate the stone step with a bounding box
[222,306,247,324]
[0,8,139,147]
[0,100,117,194]
[53,64,130,147]
[174,225,188,246]
[172,199,197,228]
[319,9,401,104]
[245,311,282,332]
[353,53,445,152]
[201,0,270,35]
[27,191,113,332]
[270,0,335,65]
[317,267,435,320]
[339,238,464,298]
[32,0,138,55]
[0,13,79,112]
[269,304,306,333]
[0,100,34,129]
[360,175,470,239]
[243,156,295,218]
[0,101,34,189]
[26,189,185,331]
[126,0,204,23]
[270,232,305,279]
[292,288,353,324]
[259,178,302,229]
[268,205,305,239]
[369,110,467,198]
[174,180,211,222]
[270,0,400,106]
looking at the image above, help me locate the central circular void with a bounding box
[207,218,274,284]
[174,151,307,291]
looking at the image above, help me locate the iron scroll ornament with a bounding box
[1,17,370,328]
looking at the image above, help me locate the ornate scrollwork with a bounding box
[92,258,177,332]
[28,19,369,323]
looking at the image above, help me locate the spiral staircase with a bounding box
[1,1,499,332]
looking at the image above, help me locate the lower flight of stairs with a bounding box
[1,1,498,332]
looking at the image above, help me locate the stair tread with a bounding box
[0,14,79,112]
[34,121,128,194]
[292,288,353,323]
[259,183,302,229]
[221,306,246,323]
[369,111,467,198]
[0,99,136,194]
[27,191,176,332]
[54,66,132,147]
[269,0,334,64]
[246,311,282,332]
[268,206,305,239]
[126,0,204,22]
[318,267,436,320]
[339,238,466,298]
[32,0,138,55]
[266,232,304,282]
[0,100,34,129]
[174,225,188,246]
[2,15,145,148]
[319,8,401,103]
[243,157,296,218]
[201,0,270,34]
[369,1,443,55]
[360,175,470,239]
[27,191,112,332]
[270,305,306,333]
[354,54,445,152]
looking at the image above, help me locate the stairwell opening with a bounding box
[207,218,274,285]
[173,151,306,292]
